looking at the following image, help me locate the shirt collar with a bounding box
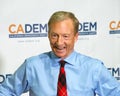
[64,51,77,66]
[50,51,77,66]
[50,51,61,67]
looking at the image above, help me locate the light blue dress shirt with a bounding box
[0,51,120,96]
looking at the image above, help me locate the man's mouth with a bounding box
[54,45,66,51]
[55,46,65,50]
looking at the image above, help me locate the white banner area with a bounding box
[0,0,120,96]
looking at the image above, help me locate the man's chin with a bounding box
[55,53,66,58]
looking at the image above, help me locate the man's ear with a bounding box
[75,32,78,42]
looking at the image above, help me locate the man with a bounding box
[0,11,120,96]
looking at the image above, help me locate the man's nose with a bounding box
[56,36,64,45]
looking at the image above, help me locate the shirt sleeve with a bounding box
[0,60,30,96]
[95,63,120,96]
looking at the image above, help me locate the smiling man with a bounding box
[0,11,120,96]
[48,16,78,59]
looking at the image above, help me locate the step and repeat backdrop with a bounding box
[0,0,120,96]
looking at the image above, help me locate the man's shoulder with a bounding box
[75,51,103,66]
[26,51,51,62]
